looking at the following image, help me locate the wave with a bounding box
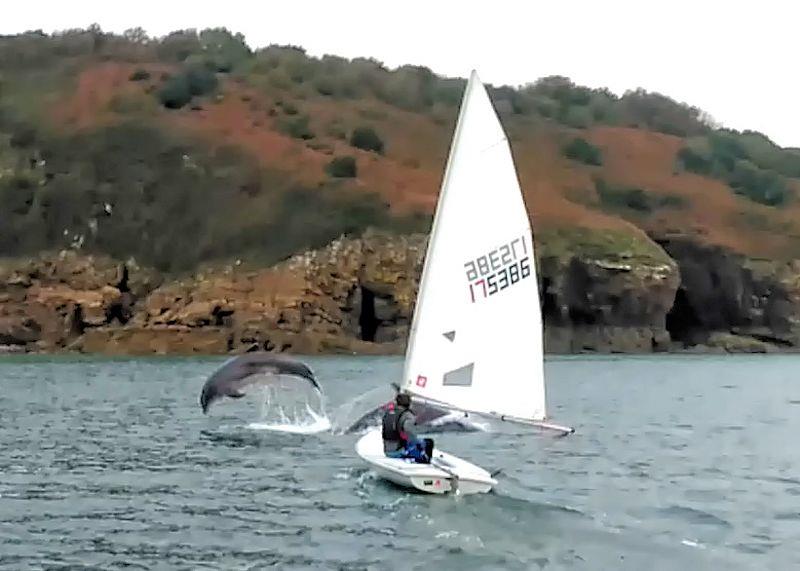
[658,505,732,528]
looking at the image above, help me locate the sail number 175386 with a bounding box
[464,236,531,302]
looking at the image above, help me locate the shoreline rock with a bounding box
[2,232,800,356]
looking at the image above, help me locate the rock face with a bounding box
[0,251,161,352]
[540,254,679,353]
[67,232,424,355]
[4,232,800,355]
[658,238,800,350]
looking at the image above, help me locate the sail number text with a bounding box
[464,236,531,302]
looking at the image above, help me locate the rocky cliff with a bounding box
[657,237,800,352]
[539,250,679,353]
[0,251,161,353]
[3,230,795,356]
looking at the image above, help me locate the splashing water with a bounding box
[329,383,395,434]
[248,403,332,434]
[243,375,332,434]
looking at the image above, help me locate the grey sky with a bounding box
[3,0,797,147]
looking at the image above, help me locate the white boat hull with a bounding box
[355,429,496,495]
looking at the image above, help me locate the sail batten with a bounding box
[402,70,548,423]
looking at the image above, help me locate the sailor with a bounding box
[381,392,431,463]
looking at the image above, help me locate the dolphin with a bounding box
[342,384,485,434]
[199,353,320,414]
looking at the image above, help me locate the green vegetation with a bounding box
[595,179,686,213]
[198,28,251,73]
[156,29,202,63]
[153,28,249,72]
[185,64,218,96]
[728,160,788,206]
[326,156,357,178]
[0,24,797,272]
[615,89,706,137]
[158,75,192,109]
[277,115,314,140]
[156,63,218,109]
[563,137,602,166]
[676,145,711,174]
[270,187,392,255]
[278,100,299,115]
[677,130,795,206]
[350,126,384,154]
[737,131,800,178]
[234,44,713,137]
[537,226,674,265]
[0,28,712,138]
[129,68,150,81]
[0,25,765,141]
[0,121,415,271]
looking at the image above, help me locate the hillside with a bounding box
[2,26,800,354]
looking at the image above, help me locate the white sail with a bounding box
[402,70,547,422]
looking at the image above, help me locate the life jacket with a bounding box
[382,405,411,446]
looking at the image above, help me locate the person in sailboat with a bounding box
[381,392,433,463]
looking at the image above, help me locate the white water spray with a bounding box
[245,376,331,434]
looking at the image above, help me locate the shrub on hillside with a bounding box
[531,76,592,106]
[375,65,435,111]
[489,86,516,115]
[274,186,390,246]
[314,76,336,96]
[534,97,559,119]
[432,77,466,107]
[676,132,793,206]
[598,183,651,212]
[589,96,620,123]
[156,65,217,109]
[677,145,712,175]
[350,126,384,154]
[278,115,314,140]
[198,28,251,73]
[677,133,743,177]
[736,131,800,178]
[595,179,685,213]
[728,160,790,206]
[618,89,708,137]
[254,45,316,86]
[158,75,192,109]
[156,29,202,62]
[185,64,218,96]
[326,156,357,178]
[707,131,748,173]
[129,68,150,81]
[560,106,593,129]
[775,151,800,178]
[280,101,299,115]
[563,137,602,166]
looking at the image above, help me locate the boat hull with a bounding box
[355,429,496,495]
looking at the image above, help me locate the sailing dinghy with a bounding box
[356,70,573,495]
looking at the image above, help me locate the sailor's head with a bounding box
[395,392,411,409]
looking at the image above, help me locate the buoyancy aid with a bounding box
[382,404,411,447]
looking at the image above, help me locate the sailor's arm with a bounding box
[401,412,418,441]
